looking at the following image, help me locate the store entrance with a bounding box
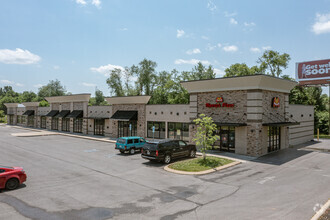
[118,121,137,137]
[94,119,105,136]
[213,126,235,152]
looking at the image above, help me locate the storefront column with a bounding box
[70,118,74,133]
[82,119,88,134]
[58,118,62,131]
[165,122,168,139]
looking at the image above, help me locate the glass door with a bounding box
[94,119,105,136]
[118,121,137,137]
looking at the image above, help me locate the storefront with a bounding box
[5,76,315,157]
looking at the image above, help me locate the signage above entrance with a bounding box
[272,97,280,108]
[206,97,234,108]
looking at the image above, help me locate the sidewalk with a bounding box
[6,125,116,143]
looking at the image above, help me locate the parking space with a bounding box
[0,125,329,220]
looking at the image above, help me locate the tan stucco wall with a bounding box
[288,104,314,146]
[146,104,190,123]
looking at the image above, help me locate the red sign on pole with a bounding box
[296,59,330,85]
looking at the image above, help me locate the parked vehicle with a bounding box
[141,139,196,164]
[0,166,27,190]
[115,136,146,154]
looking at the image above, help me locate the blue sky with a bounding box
[0,0,330,96]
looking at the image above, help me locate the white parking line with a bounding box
[83,149,99,153]
[258,176,275,184]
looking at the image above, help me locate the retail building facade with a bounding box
[5,75,314,157]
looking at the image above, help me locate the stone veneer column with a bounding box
[82,102,88,134]
[58,118,62,131]
[188,93,198,144]
[46,117,52,130]
[246,90,264,156]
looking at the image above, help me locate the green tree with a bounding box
[38,79,66,98]
[257,50,290,77]
[106,68,125,96]
[39,100,50,107]
[224,63,262,77]
[0,110,5,122]
[20,91,38,102]
[135,59,157,95]
[193,114,219,160]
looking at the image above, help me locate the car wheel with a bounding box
[189,150,196,158]
[6,178,19,190]
[129,148,135,155]
[164,155,172,164]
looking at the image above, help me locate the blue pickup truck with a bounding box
[115,136,147,154]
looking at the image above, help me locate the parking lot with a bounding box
[0,125,329,220]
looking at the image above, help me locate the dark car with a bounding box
[141,139,196,164]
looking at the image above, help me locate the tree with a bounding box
[89,89,108,106]
[39,100,50,107]
[20,91,38,102]
[149,70,174,104]
[224,63,262,77]
[135,59,157,95]
[257,50,290,77]
[106,68,124,96]
[193,114,219,160]
[38,79,66,98]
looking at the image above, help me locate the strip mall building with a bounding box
[5,75,314,157]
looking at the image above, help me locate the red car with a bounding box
[0,166,27,190]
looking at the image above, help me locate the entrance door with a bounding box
[51,118,59,130]
[62,118,70,132]
[94,119,105,136]
[213,126,235,152]
[118,121,137,137]
[41,116,46,129]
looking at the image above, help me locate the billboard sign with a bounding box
[296,59,330,85]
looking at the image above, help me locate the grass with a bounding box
[168,156,234,172]
[314,134,330,139]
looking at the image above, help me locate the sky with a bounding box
[0,0,330,97]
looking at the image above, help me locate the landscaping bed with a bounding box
[168,156,234,172]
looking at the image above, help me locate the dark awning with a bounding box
[110,111,137,121]
[22,110,34,116]
[262,122,300,127]
[45,110,59,117]
[214,122,247,127]
[66,110,83,118]
[7,113,15,116]
[54,110,71,118]
[85,117,108,119]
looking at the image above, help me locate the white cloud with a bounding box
[217,43,222,48]
[90,64,125,76]
[206,44,217,51]
[0,79,14,84]
[81,82,97,87]
[119,28,128,31]
[76,0,87,5]
[53,65,60,70]
[207,1,217,12]
[186,48,201,55]
[312,13,330,34]
[92,0,101,8]
[244,22,256,27]
[262,46,272,50]
[15,83,24,87]
[177,29,185,38]
[214,68,225,77]
[174,59,210,65]
[223,45,238,52]
[250,47,261,53]
[33,84,43,88]
[0,48,41,64]
[230,18,238,25]
[201,36,209,40]
[224,11,237,17]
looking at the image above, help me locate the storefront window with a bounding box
[94,119,105,136]
[17,116,21,124]
[147,121,165,139]
[62,118,70,132]
[118,121,137,137]
[168,122,189,141]
[27,116,34,127]
[73,118,83,133]
[51,118,59,130]
[41,116,46,129]
[213,126,235,152]
[268,126,280,152]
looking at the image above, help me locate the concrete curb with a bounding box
[164,154,241,175]
[311,199,330,220]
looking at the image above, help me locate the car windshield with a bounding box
[143,143,158,150]
[117,139,126,144]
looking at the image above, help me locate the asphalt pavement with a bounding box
[0,125,329,220]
